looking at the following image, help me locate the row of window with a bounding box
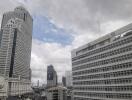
[73,69,132,80]
[73,77,132,85]
[75,31,132,58]
[74,85,132,91]
[73,62,132,75]
[0,30,2,48]
[73,53,132,71]
[72,44,132,66]
[72,36,132,61]
[74,92,132,99]
[74,97,101,100]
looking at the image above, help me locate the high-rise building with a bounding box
[66,71,72,87]
[72,23,132,100]
[0,6,33,97]
[0,6,33,79]
[62,76,66,87]
[47,65,58,88]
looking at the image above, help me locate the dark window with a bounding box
[0,30,3,48]
[24,13,26,21]
[9,29,17,77]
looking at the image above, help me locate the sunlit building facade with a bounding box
[72,23,132,100]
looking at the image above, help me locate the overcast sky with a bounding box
[0,0,132,85]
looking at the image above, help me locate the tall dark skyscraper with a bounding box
[0,6,33,80]
[47,65,58,88]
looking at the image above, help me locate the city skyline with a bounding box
[0,0,132,84]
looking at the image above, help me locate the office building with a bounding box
[72,23,132,100]
[47,65,58,88]
[0,6,33,79]
[46,86,67,100]
[66,71,72,87]
[0,6,33,98]
[62,76,66,87]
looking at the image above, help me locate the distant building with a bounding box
[72,23,132,100]
[46,86,67,100]
[65,71,72,87]
[37,80,39,87]
[0,6,33,98]
[47,65,57,88]
[62,76,66,87]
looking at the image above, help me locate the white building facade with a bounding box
[72,23,132,100]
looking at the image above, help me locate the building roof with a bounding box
[72,23,132,57]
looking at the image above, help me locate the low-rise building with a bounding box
[0,76,8,100]
[0,76,32,100]
[46,86,67,100]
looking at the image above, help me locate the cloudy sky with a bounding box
[0,0,132,85]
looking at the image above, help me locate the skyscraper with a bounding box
[47,65,58,88]
[0,6,33,80]
[0,6,33,97]
[72,23,132,100]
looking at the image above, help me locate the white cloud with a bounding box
[23,0,132,35]
[100,20,131,34]
[31,39,72,84]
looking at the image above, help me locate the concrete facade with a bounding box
[72,23,132,100]
[46,86,67,100]
[0,76,8,100]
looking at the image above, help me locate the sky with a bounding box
[0,0,132,85]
